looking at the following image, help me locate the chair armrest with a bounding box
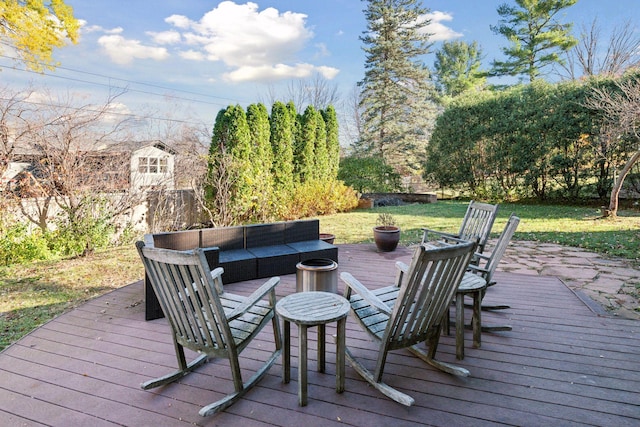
[209,267,225,294]
[394,261,409,287]
[226,276,280,321]
[421,228,457,239]
[421,228,470,248]
[467,263,489,277]
[340,272,392,316]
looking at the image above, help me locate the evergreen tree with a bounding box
[297,106,317,183]
[313,108,329,180]
[270,102,295,197]
[246,103,274,220]
[207,106,251,225]
[434,40,487,97]
[206,108,229,203]
[220,105,253,221]
[321,106,340,179]
[357,0,436,173]
[490,0,578,82]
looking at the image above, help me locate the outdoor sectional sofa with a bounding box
[142,219,338,320]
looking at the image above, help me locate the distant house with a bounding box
[2,140,177,196]
[129,141,176,192]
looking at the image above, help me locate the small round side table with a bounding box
[275,291,351,406]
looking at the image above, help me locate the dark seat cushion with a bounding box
[248,244,299,277]
[288,240,338,263]
[219,249,257,283]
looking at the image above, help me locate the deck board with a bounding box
[1,244,638,426]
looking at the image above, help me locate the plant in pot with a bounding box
[373,213,400,252]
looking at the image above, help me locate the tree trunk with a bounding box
[606,149,640,217]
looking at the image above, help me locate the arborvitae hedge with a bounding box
[208,102,357,224]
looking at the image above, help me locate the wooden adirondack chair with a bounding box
[135,241,282,417]
[462,213,521,314]
[423,200,499,254]
[452,214,521,358]
[340,239,477,406]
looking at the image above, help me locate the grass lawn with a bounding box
[1,200,639,351]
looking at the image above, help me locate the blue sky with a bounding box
[1,0,639,139]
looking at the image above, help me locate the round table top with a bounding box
[276,291,350,325]
[458,272,487,292]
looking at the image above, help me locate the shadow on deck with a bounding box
[0,244,638,426]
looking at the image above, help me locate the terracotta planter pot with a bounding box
[319,233,335,244]
[373,226,400,252]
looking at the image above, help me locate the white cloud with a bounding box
[167,1,318,81]
[81,23,123,35]
[100,102,133,124]
[314,43,330,58]
[316,66,340,80]
[89,2,337,82]
[224,63,338,83]
[165,14,191,29]
[147,30,181,45]
[179,49,205,61]
[98,35,169,65]
[420,11,463,41]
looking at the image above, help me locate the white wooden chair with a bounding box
[135,241,282,417]
[423,200,499,254]
[340,239,477,406]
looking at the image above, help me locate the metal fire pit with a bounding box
[296,258,338,293]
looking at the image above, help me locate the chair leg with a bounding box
[344,346,415,407]
[481,324,513,332]
[456,293,465,360]
[481,303,511,311]
[199,346,281,417]
[141,352,208,390]
[410,344,470,377]
[471,291,482,349]
[419,326,470,377]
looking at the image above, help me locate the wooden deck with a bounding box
[1,244,638,426]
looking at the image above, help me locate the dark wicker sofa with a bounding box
[142,219,338,320]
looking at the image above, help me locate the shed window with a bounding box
[138,157,167,173]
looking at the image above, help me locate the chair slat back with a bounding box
[136,241,232,354]
[384,240,476,348]
[458,201,499,252]
[481,214,520,284]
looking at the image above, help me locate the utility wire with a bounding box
[0,53,239,108]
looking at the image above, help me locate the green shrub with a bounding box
[338,156,402,193]
[0,222,52,266]
[50,201,115,257]
[286,179,359,219]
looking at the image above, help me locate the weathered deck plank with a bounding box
[1,244,638,426]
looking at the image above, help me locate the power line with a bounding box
[0,94,209,127]
[0,53,241,108]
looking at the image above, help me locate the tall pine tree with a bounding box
[357,0,436,174]
[490,0,577,82]
[433,41,487,97]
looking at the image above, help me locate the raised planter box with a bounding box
[361,192,437,206]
